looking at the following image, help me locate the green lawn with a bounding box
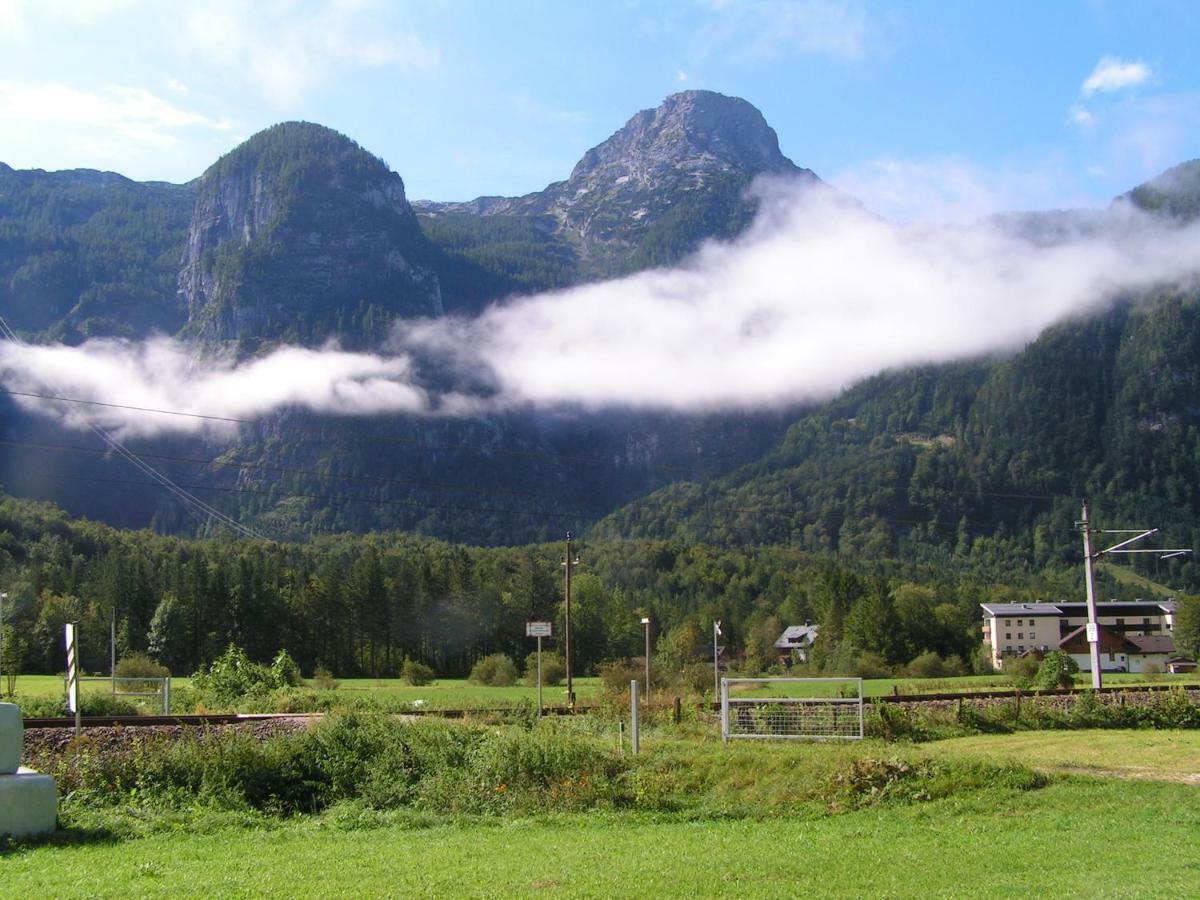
[6,674,602,711]
[4,777,1198,897]
[922,729,1200,782]
[7,670,1197,715]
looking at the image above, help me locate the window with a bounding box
[1017,619,1023,626]
[1006,633,1011,641]
[1017,633,1024,640]
[1018,646,1025,653]
[1116,618,1125,627]
[1005,619,1011,626]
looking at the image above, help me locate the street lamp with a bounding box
[0,592,7,695]
[640,617,651,702]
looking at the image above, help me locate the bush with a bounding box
[402,658,435,686]
[270,650,301,688]
[1004,655,1041,691]
[469,654,519,687]
[523,652,564,686]
[114,652,170,680]
[1034,651,1079,690]
[192,645,300,708]
[903,651,966,680]
[311,665,340,690]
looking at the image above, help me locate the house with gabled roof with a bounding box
[1058,625,1175,674]
[979,600,1176,671]
[775,624,819,664]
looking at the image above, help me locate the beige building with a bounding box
[979,600,1175,671]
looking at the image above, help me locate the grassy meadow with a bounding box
[8,671,1199,718]
[3,726,1199,897]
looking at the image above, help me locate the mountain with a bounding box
[416,90,820,310]
[178,122,442,348]
[0,96,812,542]
[1,97,1199,575]
[0,164,194,341]
[592,284,1200,590]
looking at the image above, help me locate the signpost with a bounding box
[64,623,80,735]
[526,621,552,715]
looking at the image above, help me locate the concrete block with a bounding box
[0,703,20,775]
[0,769,58,838]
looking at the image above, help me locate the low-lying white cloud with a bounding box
[0,339,429,438]
[397,182,1200,412]
[4,178,1200,436]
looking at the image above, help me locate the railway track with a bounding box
[18,682,1196,728]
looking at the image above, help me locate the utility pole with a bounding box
[641,617,651,703]
[1077,499,1192,690]
[562,533,579,708]
[0,592,7,695]
[1078,501,1103,689]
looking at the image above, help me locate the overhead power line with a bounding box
[0,317,271,542]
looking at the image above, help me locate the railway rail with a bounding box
[18,681,1196,729]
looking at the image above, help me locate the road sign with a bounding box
[526,621,552,637]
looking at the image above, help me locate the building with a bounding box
[1057,625,1175,674]
[774,624,819,664]
[979,600,1176,671]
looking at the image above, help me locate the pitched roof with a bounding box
[1058,625,1175,655]
[1126,634,1175,654]
[775,624,819,649]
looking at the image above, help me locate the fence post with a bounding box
[720,678,729,743]
[630,680,640,755]
[163,677,171,715]
[673,696,681,724]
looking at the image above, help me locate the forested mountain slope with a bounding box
[593,286,1200,591]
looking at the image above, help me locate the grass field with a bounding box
[4,730,1199,897]
[8,671,1197,715]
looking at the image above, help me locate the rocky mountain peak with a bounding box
[179,122,441,347]
[568,90,800,187]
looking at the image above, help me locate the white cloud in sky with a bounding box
[1082,56,1152,96]
[1069,104,1096,127]
[182,0,438,107]
[697,0,873,63]
[0,81,232,150]
[8,177,1198,437]
[0,0,137,39]
[829,157,1085,224]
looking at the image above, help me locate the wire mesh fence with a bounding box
[721,677,863,741]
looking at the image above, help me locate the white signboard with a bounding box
[1085,622,1100,643]
[526,621,552,638]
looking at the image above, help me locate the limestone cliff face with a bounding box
[417,91,819,273]
[179,122,442,347]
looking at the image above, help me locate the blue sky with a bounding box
[1,0,1198,219]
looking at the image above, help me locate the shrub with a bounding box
[192,645,299,707]
[1004,655,1041,691]
[1034,651,1079,690]
[523,652,565,686]
[469,654,519,687]
[903,651,965,680]
[402,658,435,686]
[311,665,340,690]
[270,650,301,688]
[114,652,170,680]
